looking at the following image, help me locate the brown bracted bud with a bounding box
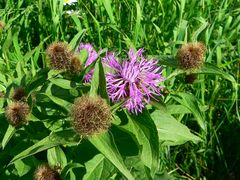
[0,21,5,30]
[0,91,4,98]
[34,164,60,180]
[69,55,82,73]
[5,102,30,127]
[71,95,112,137]
[12,87,26,101]
[177,42,206,70]
[185,74,197,84]
[46,42,72,70]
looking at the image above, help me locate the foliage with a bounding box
[0,0,239,179]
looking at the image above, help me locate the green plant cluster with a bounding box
[0,0,239,179]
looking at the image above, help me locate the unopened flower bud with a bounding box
[71,95,112,136]
[177,42,206,70]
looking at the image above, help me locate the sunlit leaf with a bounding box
[2,125,16,149]
[121,110,159,178]
[9,130,79,165]
[151,105,202,146]
[83,154,115,180]
[47,146,68,168]
[89,132,134,180]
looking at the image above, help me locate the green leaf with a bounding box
[2,125,16,149]
[2,30,12,62]
[100,0,116,24]
[165,104,192,114]
[47,146,67,168]
[13,32,23,60]
[122,110,159,178]
[79,48,89,64]
[49,78,76,90]
[166,68,184,80]
[24,36,50,64]
[83,154,115,180]
[61,163,84,179]
[199,63,236,83]
[25,68,49,95]
[154,172,175,180]
[151,106,202,146]
[171,92,206,131]
[75,59,97,82]
[134,1,142,45]
[14,160,31,177]
[156,55,178,68]
[111,100,125,114]
[9,130,79,165]
[41,93,71,111]
[90,60,109,101]
[89,132,134,180]
[166,63,236,84]
[69,30,86,50]
[70,14,82,31]
[48,69,65,79]
[125,156,150,180]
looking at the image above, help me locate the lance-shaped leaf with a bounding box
[2,125,16,149]
[120,110,159,178]
[89,132,134,180]
[9,130,79,165]
[90,60,109,102]
[151,104,202,146]
[83,154,115,180]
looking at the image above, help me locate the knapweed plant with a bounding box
[0,1,239,179]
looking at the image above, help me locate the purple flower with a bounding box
[103,48,165,114]
[77,43,98,82]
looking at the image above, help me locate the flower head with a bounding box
[34,164,60,180]
[69,55,82,73]
[12,87,26,101]
[76,43,98,82]
[5,102,30,127]
[46,42,72,70]
[71,95,111,136]
[104,48,165,114]
[177,42,206,70]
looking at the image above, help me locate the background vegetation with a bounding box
[0,0,239,179]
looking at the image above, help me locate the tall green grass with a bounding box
[0,0,239,179]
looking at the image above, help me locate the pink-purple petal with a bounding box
[104,48,165,114]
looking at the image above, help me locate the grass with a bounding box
[0,0,239,179]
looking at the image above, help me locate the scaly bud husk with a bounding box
[46,42,72,70]
[185,74,197,84]
[69,55,82,73]
[34,164,60,180]
[177,42,206,70]
[0,21,5,30]
[12,87,26,101]
[5,102,30,127]
[71,95,112,136]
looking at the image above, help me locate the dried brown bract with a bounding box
[0,91,4,98]
[34,164,60,180]
[70,55,82,73]
[5,102,30,127]
[46,42,72,70]
[71,95,112,136]
[177,42,206,70]
[0,21,5,30]
[12,87,26,101]
[185,74,197,84]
